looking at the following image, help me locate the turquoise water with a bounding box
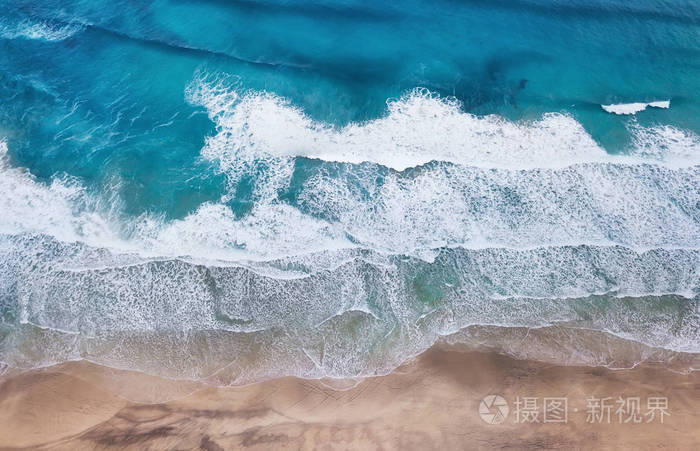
[0,0,698,381]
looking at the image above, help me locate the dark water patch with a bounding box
[446,0,700,25]
[177,0,399,23]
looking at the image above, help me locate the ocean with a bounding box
[0,0,698,383]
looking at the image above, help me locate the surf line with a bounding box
[601,100,670,115]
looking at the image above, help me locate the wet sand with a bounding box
[0,346,698,450]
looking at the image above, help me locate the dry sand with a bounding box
[0,346,698,450]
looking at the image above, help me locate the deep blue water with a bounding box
[0,0,698,381]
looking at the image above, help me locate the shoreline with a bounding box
[1,345,698,450]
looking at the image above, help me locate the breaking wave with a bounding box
[602,100,671,115]
[187,76,697,171]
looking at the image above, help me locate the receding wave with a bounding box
[1,233,698,382]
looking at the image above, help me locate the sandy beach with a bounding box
[1,344,698,450]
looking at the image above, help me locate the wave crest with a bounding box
[187,76,699,171]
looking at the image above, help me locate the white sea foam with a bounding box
[0,19,83,42]
[188,77,695,171]
[2,85,699,265]
[0,141,119,246]
[601,100,670,115]
[150,202,352,261]
[166,77,700,261]
[2,235,698,380]
[6,152,696,266]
